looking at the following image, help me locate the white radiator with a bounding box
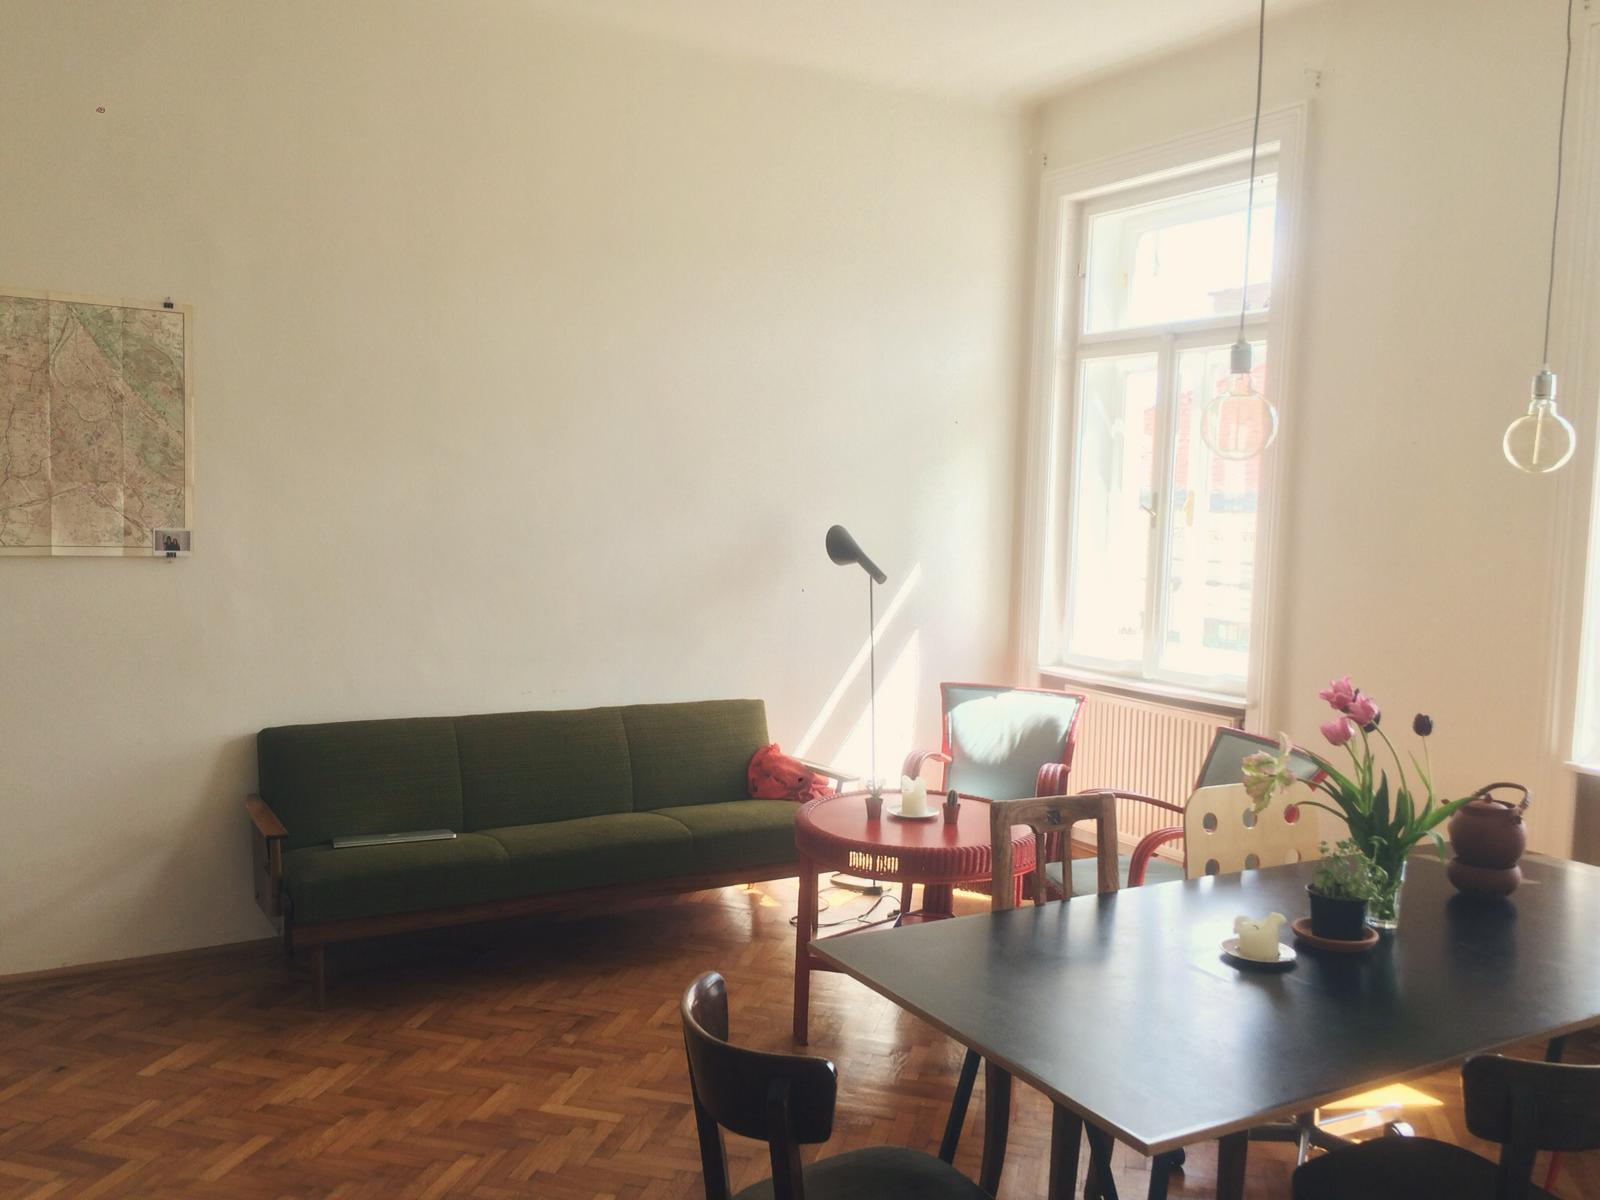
[1067,687,1243,860]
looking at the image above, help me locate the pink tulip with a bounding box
[1319,676,1358,712]
[1346,694,1379,727]
[1321,717,1354,746]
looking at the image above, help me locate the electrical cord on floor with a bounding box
[789,886,901,929]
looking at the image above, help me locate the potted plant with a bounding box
[1242,678,1476,930]
[1306,841,1384,940]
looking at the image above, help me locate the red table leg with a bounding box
[922,883,955,915]
[794,856,817,1044]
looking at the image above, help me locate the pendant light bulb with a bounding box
[1507,0,1579,475]
[1202,339,1278,461]
[1504,368,1576,474]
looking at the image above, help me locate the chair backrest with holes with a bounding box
[1194,728,1323,792]
[1182,782,1320,878]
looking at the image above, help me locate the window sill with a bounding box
[1037,664,1248,717]
[1569,760,1600,780]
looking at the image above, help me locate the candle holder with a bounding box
[864,781,884,821]
[943,789,961,825]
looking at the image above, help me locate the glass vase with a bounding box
[1367,857,1407,930]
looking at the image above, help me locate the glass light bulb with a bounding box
[1503,369,1576,474]
[1201,343,1278,461]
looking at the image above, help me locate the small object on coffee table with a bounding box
[864,779,885,820]
[1291,916,1379,953]
[943,788,961,825]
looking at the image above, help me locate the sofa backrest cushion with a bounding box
[456,707,634,830]
[623,699,768,810]
[257,717,463,851]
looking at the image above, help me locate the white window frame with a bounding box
[1555,13,1600,783]
[1016,106,1308,729]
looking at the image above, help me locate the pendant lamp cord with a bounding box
[1238,0,1267,345]
[1542,0,1575,369]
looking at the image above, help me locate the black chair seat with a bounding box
[1293,1136,1557,1200]
[734,1146,991,1200]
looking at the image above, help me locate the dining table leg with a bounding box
[1047,1104,1084,1200]
[793,856,817,1044]
[1215,1130,1249,1200]
[978,1062,1011,1195]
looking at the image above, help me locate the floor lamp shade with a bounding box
[825,525,887,584]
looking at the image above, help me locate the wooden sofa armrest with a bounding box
[246,794,287,920]
[246,794,288,839]
[796,758,858,784]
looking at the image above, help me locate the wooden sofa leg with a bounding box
[312,945,327,1010]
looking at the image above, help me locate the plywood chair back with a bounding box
[1195,728,1324,790]
[681,971,837,1200]
[1183,782,1320,879]
[990,793,1119,910]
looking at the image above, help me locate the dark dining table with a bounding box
[809,854,1600,1200]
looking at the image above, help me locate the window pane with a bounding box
[1084,174,1276,334]
[1158,342,1266,683]
[1065,353,1158,667]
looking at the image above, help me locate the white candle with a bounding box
[899,776,929,816]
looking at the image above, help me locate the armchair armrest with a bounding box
[1128,826,1184,887]
[245,794,287,920]
[903,749,951,785]
[1084,788,1184,815]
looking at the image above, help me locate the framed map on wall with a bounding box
[0,289,192,556]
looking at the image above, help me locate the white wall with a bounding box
[0,1,1030,974]
[1030,0,1591,853]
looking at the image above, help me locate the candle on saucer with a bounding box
[899,776,929,817]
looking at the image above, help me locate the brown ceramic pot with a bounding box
[1446,858,1522,897]
[1447,783,1529,895]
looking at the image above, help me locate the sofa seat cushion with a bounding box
[656,800,798,873]
[284,833,513,924]
[483,813,693,894]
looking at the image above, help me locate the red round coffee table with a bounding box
[792,789,1035,1043]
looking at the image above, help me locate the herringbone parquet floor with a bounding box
[2,880,1597,1198]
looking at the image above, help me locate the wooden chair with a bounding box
[1293,1055,1600,1200]
[937,794,1122,1196]
[681,971,991,1200]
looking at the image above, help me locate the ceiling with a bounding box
[524,0,1325,107]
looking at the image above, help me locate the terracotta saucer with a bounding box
[1291,917,1379,953]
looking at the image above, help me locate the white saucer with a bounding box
[1221,938,1297,969]
[886,803,938,821]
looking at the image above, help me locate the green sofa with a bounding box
[245,698,808,1004]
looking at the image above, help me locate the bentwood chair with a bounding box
[936,794,1123,1196]
[681,971,991,1200]
[1293,1055,1600,1200]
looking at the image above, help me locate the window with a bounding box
[1024,115,1303,710]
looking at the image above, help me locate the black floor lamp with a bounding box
[825,524,886,793]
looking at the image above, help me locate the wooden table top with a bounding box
[810,854,1600,1154]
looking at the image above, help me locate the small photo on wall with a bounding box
[153,528,191,557]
